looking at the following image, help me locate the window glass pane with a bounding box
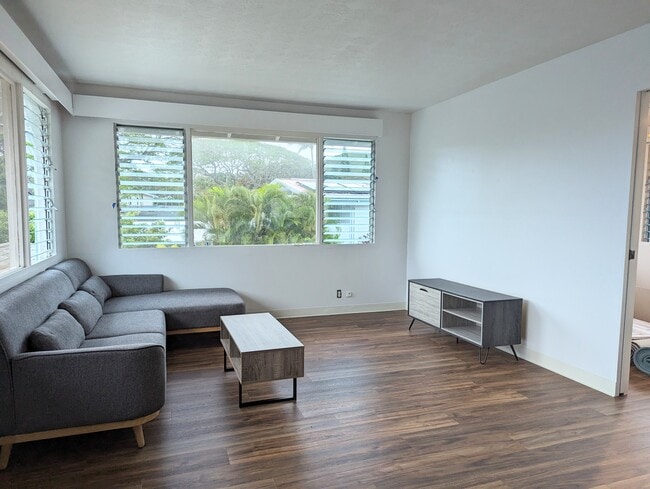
[192,135,317,245]
[115,125,187,248]
[24,90,55,263]
[322,139,375,244]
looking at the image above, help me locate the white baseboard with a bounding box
[499,344,617,397]
[246,304,618,397]
[259,302,407,319]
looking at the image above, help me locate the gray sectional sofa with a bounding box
[0,258,245,470]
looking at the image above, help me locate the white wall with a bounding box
[408,24,650,395]
[62,106,410,317]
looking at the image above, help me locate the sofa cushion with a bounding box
[103,288,245,330]
[0,269,76,438]
[59,291,103,335]
[79,276,112,306]
[0,269,77,358]
[49,259,92,290]
[86,310,166,340]
[29,310,85,351]
[101,274,164,297]
[80,332,166,349]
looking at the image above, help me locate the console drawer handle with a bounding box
[419,288,428,292]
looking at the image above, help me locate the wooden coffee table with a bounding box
[220,313,304,407]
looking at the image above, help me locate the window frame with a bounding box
[190,130,320,247]
[0,75,24,271]
[642,103,650,242]
[114,125,377,248]
[23,87,55,263]
[321,137,376,245]
[114,124,189,249]
[0,52,56,275]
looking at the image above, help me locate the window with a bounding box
[115,128,376,247]
[643,102,650,242]
[115,125,187,248]
[0,57,56,274]
[0,77,19,272]
[322,139,375,244]
[192,133,317,246]
[24,90,55,263]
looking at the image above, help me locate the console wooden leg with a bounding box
[133,425,145,448]
[0,443,12,470]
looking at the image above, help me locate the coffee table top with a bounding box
[220,313,303,352]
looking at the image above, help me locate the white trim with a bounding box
[0,5,72,112]
[503,344,617,396]
[0,76,24,271]
[261,302,406,319]
[619,90,650,395]
[268,305,616,396]
[73,95,383,138]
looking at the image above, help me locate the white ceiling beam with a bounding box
[73,95,383,138]
[0,4,72,112]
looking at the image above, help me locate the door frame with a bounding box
[618,90,650,395]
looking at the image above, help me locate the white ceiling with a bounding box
[2,0,650,112]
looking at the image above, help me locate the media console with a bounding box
[408,278,522,364]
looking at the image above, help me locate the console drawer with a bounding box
[408,283,441,327]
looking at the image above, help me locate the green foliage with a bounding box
[194,184,316,245]
[29,210,35,244]
[0,210,8,244]
[120,212,169,247]
[191,138,317,246]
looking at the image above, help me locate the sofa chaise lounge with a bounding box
[0,258,245,470]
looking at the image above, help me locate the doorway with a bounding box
[619,91,650,395]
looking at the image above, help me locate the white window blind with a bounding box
[24,90,55,263]
[115,125,187,248]
[322,138,375,244]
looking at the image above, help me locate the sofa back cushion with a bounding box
[49,258,92,290]
[29,310,85,351]
[0,268,75,437]
[100,274,164,297]
[59,291,103,335]
[79,276,112,306]
[0,269,76,359]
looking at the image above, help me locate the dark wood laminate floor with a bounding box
[2,310,650,488]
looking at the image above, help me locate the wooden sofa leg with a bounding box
[133,424,145,448]
[0,443,12,470]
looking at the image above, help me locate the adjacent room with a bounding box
[0,0,650,486]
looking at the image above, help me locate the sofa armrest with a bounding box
[11,344,165,434]
[100,274,164,297]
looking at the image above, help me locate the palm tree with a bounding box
[194,184,316,245]
[284,192,316,243]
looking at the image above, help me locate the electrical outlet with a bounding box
[345,291,352,298]
[336,289,342,298]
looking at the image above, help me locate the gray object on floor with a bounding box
[634,348,650,374]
